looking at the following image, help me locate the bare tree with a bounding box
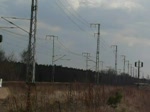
[20,49,28,63]
[6,52,17,62]
[0,48,5,62]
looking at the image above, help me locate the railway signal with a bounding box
[135,60,143,87]
[0,35,2,43]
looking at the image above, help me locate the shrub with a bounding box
[107,91,123,109]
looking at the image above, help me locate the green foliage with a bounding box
[107,91,123,108]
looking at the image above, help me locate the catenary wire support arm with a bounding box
[1,16,30,20]
[53,55,70,62]
[1,17,29,34]
[0,26,17,29]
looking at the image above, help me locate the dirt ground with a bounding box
[0,87,10,112]
[0,88,10,100]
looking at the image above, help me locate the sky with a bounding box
[0,0,150,78]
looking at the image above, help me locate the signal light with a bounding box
[0,35,2,43]
[135,62,137,67]
[141,62,143,67]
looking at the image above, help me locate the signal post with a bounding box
[0,35,2,43]
[135,60,143,87]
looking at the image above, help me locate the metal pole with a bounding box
[96,24,100,84]
[100,61,104,71]
[82,52,90,70]
[52,37,55,82]
[90,23,100,84]
[132,67,134,77]
[130,64,132,76]
[115,46,118,84]
[26,0,38,111]
[52,37,55,65]
[138,60,140,81]
[82,52,90,82]
[126,60,129,75]
[46,35,58,82]
[121,55,126,73]
[112,45,118,74]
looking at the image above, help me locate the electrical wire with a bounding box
[57,39,82,56]
[58,0,89,26]
[55,1,86,32]
[56,0,97,39]
[0,29,52,55]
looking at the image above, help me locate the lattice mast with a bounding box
[91,23,100,84]
[26,0,38,111]
[27,0,38,83]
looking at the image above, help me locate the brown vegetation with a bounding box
[1,82,150,112]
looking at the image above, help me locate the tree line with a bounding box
[0,48,149,85]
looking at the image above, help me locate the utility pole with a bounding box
[100,61,104,71]
[26,0,38,111]
[126,60,129,74]
[135,69,138,78]
[90,23,100,84]
[111,45,118,74]
[46,35,58,82]
[130,64,132,76]
[118,69,122,74]
[82,52,90,70]
[121,55,126,73]
[132,67,134,77]
[26,0,38,83]
[82,52,91,82]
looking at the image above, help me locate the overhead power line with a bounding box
[57,39,82,56]
[55,0,114,56]
[55,1,86,32]
[59,0,89,25]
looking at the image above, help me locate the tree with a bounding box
[0,48,5,62]
[20,49,28,63]
[6,52,17,62]
[107,91,123,109]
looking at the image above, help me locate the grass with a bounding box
[2,82,150,112]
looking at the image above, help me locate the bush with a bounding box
[107,91,123,109]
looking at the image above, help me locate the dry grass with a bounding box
[2,82,150,112]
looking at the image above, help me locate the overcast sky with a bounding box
[1,0,150,78]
